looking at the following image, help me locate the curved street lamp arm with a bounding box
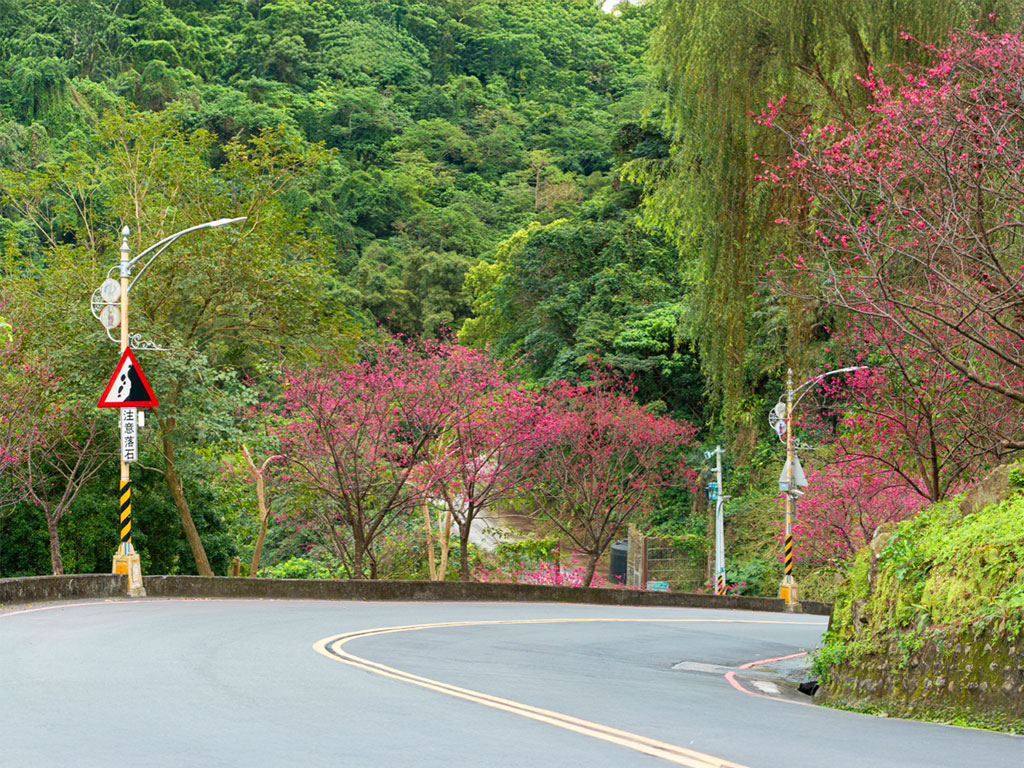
[125,217,247,293]
[790,365,868,409]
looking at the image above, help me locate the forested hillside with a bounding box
[2,1,1023,599]
[1,0,665,347]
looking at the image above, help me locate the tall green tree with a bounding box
[631,0,1016,419]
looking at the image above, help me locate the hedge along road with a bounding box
[1,599,1021,768]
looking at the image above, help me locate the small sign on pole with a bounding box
[98,304,121,330]
[99,278,121,303]
[767,401,787,441]
[778,454,809,492]
[120,408,138,463]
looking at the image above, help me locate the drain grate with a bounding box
[670,660,732,674]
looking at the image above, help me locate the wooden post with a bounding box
[641,535,648,589]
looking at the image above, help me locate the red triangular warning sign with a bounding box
[98,348,159,408]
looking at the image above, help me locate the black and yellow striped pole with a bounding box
[779,368,798,605]
[783,528,794,579]
[111,226,146,596]
[119,479,131,544]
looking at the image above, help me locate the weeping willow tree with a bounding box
[628,0,1012,424]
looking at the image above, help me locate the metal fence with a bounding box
[626,524,705,591]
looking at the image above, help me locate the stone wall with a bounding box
[817,476,1024,731]
[0,574,127,605]
[820,617,1024,725]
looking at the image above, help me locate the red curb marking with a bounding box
[724,651,813,704]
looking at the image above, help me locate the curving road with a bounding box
[1,599,1020,767]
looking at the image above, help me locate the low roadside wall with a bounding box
[0,574,127,605]
[1,574,830,615]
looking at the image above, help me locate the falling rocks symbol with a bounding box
[98,348,159,408]
[117,363,147,402]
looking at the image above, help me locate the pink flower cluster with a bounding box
[760,27,1024,424]
[472,557,610,588]
[267,339,696,582]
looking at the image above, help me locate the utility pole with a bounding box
[704,446,727,595]
[111,226,146,597]
[713,445,726,595]
[779,368,797,604]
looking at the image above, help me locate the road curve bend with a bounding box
[1,599,1019,768]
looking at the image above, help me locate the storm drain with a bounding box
[670,661,733,674]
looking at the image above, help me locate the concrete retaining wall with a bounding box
[0,574,127,606]
[820,617,1024,726]
[1,574,831,615]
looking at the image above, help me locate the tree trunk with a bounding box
[438,507,452,580]
[423,501,437,580]
[250,514,268,577]
[458,526,471,581]
[583,553,598,587]
[351,528,365,579]
[45,511,63,576]
[241,445,278,577]
[162,432,213,576]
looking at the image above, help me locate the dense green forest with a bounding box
[2,1,1023,598]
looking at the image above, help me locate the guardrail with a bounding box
[0,574,831,616]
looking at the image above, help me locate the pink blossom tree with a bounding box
[791,457,923,568]
[422,348,546,580]
[528,374,697,587]
[804,320,1023,504]
[0,354,112,575]
[761,29,1024,442]
[275,336,466,578]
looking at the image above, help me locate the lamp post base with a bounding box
[778,578,798,605]
[112,542,146,597]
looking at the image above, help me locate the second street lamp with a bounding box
[770,365,866,606]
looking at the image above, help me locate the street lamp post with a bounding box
[703,446,729,595]
[98,218,246,595]
[714,445,725,595]
[110,227,142,594]
[771,365,866,606]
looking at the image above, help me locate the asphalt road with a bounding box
[1,599,1020,767]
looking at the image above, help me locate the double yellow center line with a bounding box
[314,617,823,767]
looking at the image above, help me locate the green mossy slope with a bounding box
[815,466,1024,733]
